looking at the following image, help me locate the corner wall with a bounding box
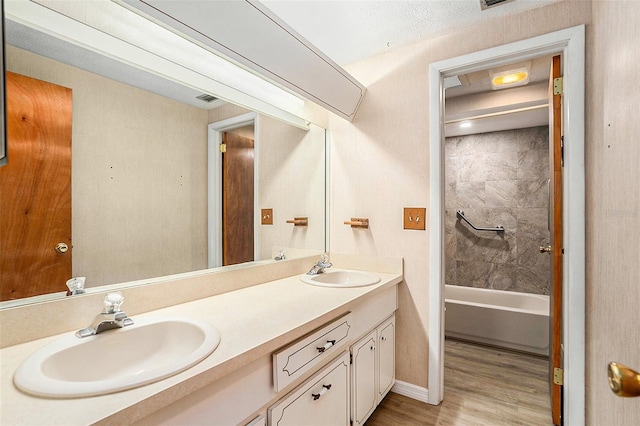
[209,106,326,260]
[328,0,591,392]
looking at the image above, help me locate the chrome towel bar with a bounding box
[456,210,505,233]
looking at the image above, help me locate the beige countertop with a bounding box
[0,268,402,425]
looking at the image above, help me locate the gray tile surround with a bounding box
[445,126,550,295]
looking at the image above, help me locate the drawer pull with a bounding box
[317,340,336,353]
[312,384,332,400]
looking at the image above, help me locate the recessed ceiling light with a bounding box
[490,68,530,90]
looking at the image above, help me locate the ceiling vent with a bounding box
[480,0,514,10]
[196,93,218,103]
[444,76,463,90]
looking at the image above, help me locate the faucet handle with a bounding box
[66,276,86,295]
[320,253,330,263]
[103,292,125,313]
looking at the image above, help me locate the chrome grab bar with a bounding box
[456,210,505,233]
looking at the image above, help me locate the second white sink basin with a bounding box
[301,270,381,288]
[14,317,221,398]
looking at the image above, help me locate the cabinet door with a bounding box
[269,352,350,426]
[351,330,377,426]
[377,316,396,400]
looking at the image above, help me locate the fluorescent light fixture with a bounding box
[490,68,530,90]
[6,0,310,129]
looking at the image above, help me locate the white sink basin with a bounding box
[14,317,221,398]
[301,270,381,288]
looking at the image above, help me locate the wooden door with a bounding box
[0,72,72,301]
[221,131,254,266]
[548,55,564,425]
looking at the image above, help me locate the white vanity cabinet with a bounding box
[351,315,396,426]
[268,352,350,426]
[130,283,398,426]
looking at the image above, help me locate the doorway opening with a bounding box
[208,112,259,268]
[442,54,555,423]
[428,25,585,425]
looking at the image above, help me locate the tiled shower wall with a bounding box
[445,126,550,295]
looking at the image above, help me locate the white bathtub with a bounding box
[445,285,550,356]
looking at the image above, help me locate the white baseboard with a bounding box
[391,380,430,403]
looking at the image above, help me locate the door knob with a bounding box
[608,362,640,397]
[539,246,552,254]
[55,242,69,253]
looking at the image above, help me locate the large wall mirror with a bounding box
[1,1,327,305]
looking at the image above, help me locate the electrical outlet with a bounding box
[404,207,426,230]
[261,208,273,225]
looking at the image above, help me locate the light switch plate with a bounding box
[261,208,273,225]
[404,207,426,230]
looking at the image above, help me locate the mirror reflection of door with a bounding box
[221,130,254,266]
[0,72,72,301]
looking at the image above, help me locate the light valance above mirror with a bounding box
[119,0,366,121]
[6,0,316,128]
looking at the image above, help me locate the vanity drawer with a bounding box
[268,351,350,426]
[273,312,353,392]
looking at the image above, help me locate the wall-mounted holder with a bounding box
[344,218,369,229]
[286,217,308,226]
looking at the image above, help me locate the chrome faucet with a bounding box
[76,292,134,338]
[307,253,332,275]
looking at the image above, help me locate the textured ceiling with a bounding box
[261,0,562,65]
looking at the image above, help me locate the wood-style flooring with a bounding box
[366,339,552,425]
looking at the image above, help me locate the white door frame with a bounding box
[208,112,259,268]
[428,25,585,424]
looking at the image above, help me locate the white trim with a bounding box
[208,112,258,268]
[428,25,585,425]
[428,60,446,406]
[391,381,429,403]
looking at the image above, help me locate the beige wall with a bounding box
[329,0,592,402]
[586,1,640,425]
[7,47,210,288]
[257,116,325,258]
[332,1,640,423]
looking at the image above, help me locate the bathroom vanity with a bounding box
[0,255,402,425]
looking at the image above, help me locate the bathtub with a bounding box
[444,285,550,356]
